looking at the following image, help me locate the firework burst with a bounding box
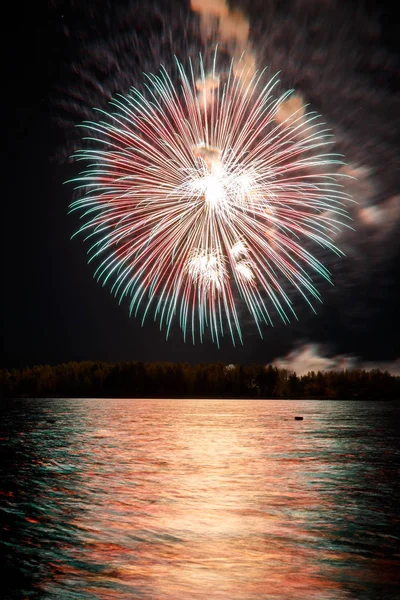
[69,53,351,345]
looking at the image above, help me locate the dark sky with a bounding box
[2,0,400,369]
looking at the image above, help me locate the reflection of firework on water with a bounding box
[69,53,351,344]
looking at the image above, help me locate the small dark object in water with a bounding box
[294,416,303,420]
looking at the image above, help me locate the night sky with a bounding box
[3,0,400,371]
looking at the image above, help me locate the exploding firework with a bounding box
[69,53,351,345]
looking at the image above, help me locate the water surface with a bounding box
[1,399,399,599]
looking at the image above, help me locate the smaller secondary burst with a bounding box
[68,53,352,345]
[186,248,227,293]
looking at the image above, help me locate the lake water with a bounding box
[1,399,399,599]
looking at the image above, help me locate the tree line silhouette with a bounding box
[1,361,399,399]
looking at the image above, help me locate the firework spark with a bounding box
[69,53,351,345]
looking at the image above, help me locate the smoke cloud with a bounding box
[273,343,400,376]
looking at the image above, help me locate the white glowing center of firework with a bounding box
[186,144,258,213]
[190,162,227,210]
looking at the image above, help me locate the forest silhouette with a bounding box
[1,361,399,399]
